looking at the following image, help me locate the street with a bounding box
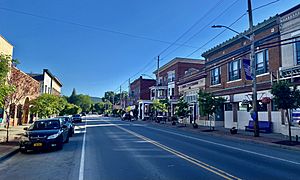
[1,116,300,180]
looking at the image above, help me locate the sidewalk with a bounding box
[134,119,300,151]
[0,124,29,162]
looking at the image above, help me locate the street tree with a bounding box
[198,90,225,130]
[60,103,82,115]
[152,99,168,120]
[0,54,14,107]
[175,96,190,126]
[271,81,300,142]
[30,94,67,118]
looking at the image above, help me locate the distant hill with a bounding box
[91,97,103,103]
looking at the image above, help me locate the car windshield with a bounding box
[29,120,61,130]
[73,114,80,117]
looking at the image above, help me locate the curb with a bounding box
[134,119,300,152]
[0,147,19,162]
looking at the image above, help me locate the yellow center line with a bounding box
[113,124,241,180]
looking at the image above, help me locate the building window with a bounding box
[168,71,175,83]
[296,41,300,64]
[228,60,241,81]
[256,49,269,75]
[211,67,221,85]
[45,85,47,93]
[171,88,175,96]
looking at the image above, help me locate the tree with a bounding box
[175,96,190,118]
[30,94,67,118]
[73,94,93,113]
[60,103,82,115]
[198,90,225,130]
[152,99,168,120]
[104,91,115,103]
[0,54,14,107]
[94,102,105,114]
[271,81,300,142]
[68,88,77,104]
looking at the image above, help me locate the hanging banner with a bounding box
[243,58,253,80]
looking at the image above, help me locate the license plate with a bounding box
[33,143,42,147]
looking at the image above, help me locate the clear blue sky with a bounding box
[0,0,299,97]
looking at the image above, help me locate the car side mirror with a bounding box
[23,127,28,131]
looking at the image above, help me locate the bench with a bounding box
[245,120,272,133]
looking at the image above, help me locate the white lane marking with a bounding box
[144,126,300,165]
[79,119,87,180]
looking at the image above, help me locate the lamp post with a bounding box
[212,0,259,137]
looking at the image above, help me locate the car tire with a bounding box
[20,148,27,154]
[65,135,69,143]
[69,130,73,137]
[57,142,63,150]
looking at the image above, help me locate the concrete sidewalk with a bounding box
[133,119,300,151]
[0,124,29,162]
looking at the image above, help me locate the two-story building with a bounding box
[28,69,62,95]
[178,68,206,125]
[279,4,300,136]
[151,57,204,116]
[128,76,156,119]
[202,15,281,132]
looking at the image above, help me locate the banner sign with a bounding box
[243,58,253,80]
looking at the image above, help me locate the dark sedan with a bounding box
[56,116,75,137]
[72,114,82,123]
[19,119,69,153]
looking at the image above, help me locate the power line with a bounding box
[0,6,198,48]
[161,0,240,61]
[163,0,281,60]
[186,12,247,57]
[157,0,225,57]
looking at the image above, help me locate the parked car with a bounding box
[72,114,82,123]
[19,119,69,153]
[56,116,75,137]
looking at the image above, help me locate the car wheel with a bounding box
[65,135,69,143]
[69,130,73,137]
[57,142,63,150]
[20,148,27,154]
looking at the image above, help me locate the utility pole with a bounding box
[156,56,160,98]
[128,78,130,107]
[120,85,122,110]
[248,0,259,137]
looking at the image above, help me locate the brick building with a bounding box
[150,57,204,115]
[129,76,156,105]
[7,67,40,126]
[202,15,281,130]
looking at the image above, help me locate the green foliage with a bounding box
[30,94,67,118]
[152,99,168,113]
[271,81,300,110]
[198,90,225,116]
[175,96,190,118]
[0,54,15,107]
[94,101,112,114]
[60,103,82,115]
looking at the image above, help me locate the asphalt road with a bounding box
[0,116,300,180]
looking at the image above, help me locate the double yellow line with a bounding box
[115,125,241,180]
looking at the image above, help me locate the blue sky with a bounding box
[0,0,299,97]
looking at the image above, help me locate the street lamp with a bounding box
[211,0,259,137]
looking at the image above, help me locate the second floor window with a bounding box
[256,49,269,75]
[296,41,300,65]
[211,67,220,85]
[228,60,241,81]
